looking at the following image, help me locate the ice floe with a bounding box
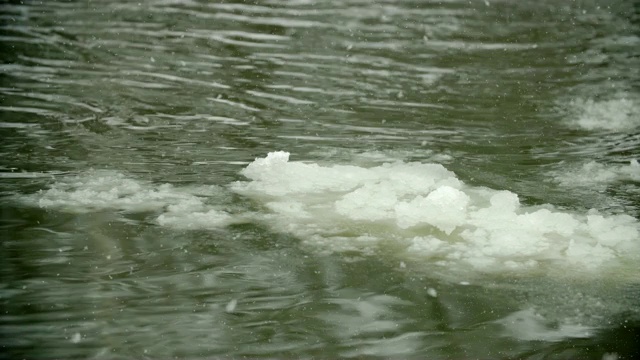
[232,152,640,276]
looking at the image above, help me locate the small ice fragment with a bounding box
[106,255,111,260]
[460,281,470,286]
[400,261,406,269]
[427,288,438,298]
[225,299,238,313]
[70,332,81,343]
[484,0,490,6]
[150,57,155,63]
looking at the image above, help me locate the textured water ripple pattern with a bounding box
[1,0,640,359]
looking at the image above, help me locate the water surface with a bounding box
[1,0,640,358]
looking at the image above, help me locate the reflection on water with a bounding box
[1,0,639,358]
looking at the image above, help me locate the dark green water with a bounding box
[1,0,640,358]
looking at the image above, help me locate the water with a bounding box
[1,0,639,358]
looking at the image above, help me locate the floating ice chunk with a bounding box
[426,288,437,297]
[395,185,470,234]
[517,209,579,238]
[156,209,232,229]
[237,151,374,196]
[468,227,546,258]
[266,200,311,218]
[38,171,151,212]
[335,181,398,221]
[587,213,639,250]
[489,191,519,212]
[245,150,289,171]
[565,240,615,268]
[37,170,199,213]
[407,236,446,255]
[234,152,640,278]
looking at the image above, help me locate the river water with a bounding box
[1,0,640,358]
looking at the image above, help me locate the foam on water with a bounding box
[566,95,640,131]
[232,152,640,278]
[496,308,593,342]
[552,160,640,188]
[34,170,233,229]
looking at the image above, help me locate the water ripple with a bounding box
[2,0,640,358]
